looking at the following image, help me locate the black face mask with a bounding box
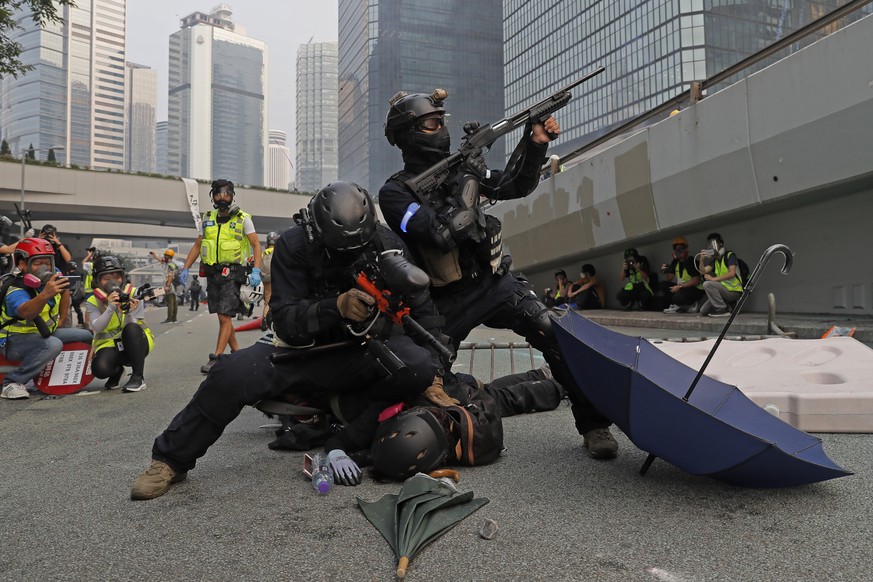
[214,198,232,211]
[400,126,451,172]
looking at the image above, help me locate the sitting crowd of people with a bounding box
[542,232,746,317]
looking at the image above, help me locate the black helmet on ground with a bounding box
[309,182,376,251]
[372,407,451,481]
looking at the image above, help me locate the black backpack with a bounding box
[727,252,750,287]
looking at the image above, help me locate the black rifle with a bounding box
[403,66,605,203]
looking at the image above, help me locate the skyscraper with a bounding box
[168,5,268,186]
[0,0,127,168]
[125,62,157,173]
[296,41,338,194]
[268,130,292,191]
[504,0,872,159]
[155,121,168,175]
[337,0,505,196]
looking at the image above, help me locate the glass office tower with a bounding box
[168,7,268,186]
[125,62,157,173]
[504,0,870,159]
[0,0,127,169]
[338,0,505,196]
[296,41,339,194]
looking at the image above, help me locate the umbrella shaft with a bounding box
[640,453,657,476]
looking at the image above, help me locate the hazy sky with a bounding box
[125,1,339,160]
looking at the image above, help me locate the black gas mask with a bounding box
[211,179,235,212]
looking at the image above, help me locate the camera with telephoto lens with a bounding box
[626,260,636,272]
[133,282,164,303]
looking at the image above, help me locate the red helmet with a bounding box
[14,237,55,260]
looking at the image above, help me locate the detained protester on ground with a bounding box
[130,182,446,500]
[368,366,566,481]
[378,88,619,459]
[85,255,154,393]
[0,238,92,400]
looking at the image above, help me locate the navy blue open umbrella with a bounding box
[554,243,850,487]
[553,311,851,488]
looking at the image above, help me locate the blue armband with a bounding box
[400,203,421,233]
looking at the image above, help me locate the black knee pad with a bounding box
[513,294,556,345]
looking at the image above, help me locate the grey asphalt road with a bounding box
[1,306,871,581]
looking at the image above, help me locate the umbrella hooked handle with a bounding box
[682,243,794,401]
[397,556,410,578]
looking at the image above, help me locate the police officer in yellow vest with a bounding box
[179,179,262,373]
[700,232,743,317]
[0,238,93,400]
[85,255,154,392]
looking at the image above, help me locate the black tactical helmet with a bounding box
[372,408,451,481]
[309,182,376,251]
[384,89,447,146]
[266,231,280,247]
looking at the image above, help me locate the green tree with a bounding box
[0,139,9,155]
[26,143,35,159]
[0,1,76,78]
[47,147,56,162]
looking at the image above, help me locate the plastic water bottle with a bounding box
[311,453,333,495]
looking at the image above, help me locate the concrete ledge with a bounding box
[578,309,873,343]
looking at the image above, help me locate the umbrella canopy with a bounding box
[553,310,851,487]
[357,474,489,578]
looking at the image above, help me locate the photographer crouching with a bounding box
[85,256,155,392]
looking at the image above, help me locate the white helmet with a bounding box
[239,283,264,305]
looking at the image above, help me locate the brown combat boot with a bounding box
[583,428,619,460]
[130,460,187,500]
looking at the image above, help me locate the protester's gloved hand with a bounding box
[178,268,189,286]
[327,449,362,486]
[24,228,36,238]
[248,267,261,287]
[424,375,460,408]
[336,288,375,322]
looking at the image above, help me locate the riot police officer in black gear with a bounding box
[132,182,443,499]
[379,89,619,460]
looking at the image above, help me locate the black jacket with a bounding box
[378,135,547,284]
[270,223,439,348]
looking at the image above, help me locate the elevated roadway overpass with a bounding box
[0,168,313,250]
